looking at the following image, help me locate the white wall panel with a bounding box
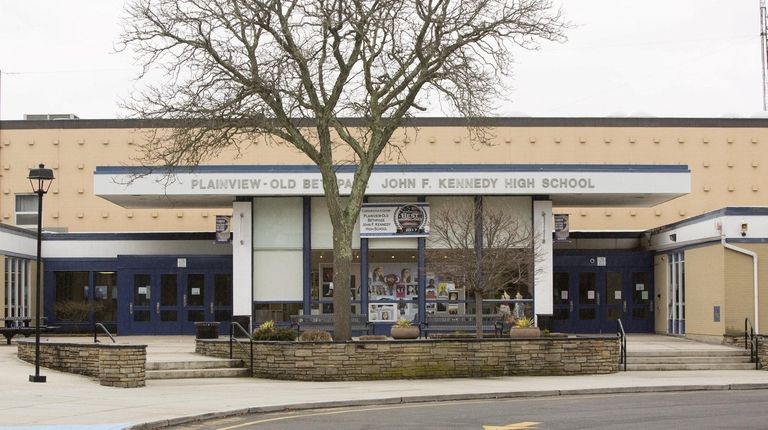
[533,200,554,316]
[253,197,302,249]
[311,197,360,249]
[253,250,303,301]
[233,201,253,316]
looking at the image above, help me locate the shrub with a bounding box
[299,330,333,342]
[513,317,535,328]
[252,320,296,341]
[393,318,413,328]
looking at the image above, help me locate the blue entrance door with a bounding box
[124,271,182,335]
[552,252,654,333]
[118,256,233,335]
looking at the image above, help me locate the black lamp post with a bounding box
[28,163,54,383]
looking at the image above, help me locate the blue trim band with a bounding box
[95,163,690,175]
[42,232,219,241]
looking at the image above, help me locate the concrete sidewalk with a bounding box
[1,335,767,430]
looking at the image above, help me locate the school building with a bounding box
[0,117,765,342]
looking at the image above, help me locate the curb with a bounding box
[126,383,768,430]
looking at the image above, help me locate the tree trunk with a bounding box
[475,290,484,339]
[332,226,354,341]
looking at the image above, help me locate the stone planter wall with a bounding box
[17,340,146,388]
[197,336,618,381]
[759,335,768,369]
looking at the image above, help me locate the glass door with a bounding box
[183,273,206,332]
[156,273,182,334]
[574,272,600,332]
[551,272,572,332]
[130,273,154,334]
[212,274,233,333]
[629,271,654,332]
[604,271,624,330]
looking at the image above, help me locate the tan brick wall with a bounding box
[684,245,725,338]
[724,246,758,335]
[197,337,618,381]
[1,123,767,232]
[17,340,146,387]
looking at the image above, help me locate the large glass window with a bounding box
[4,257,31,318]
[54,272,89,323]
[15,194,39,226]
[668,252,685,335]
[253,303,302,324]
[93,272,117,322]
[367,250,419,322]
[311,249,362,315]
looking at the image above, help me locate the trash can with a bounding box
[194,321,220,339]
[231,315,251,338]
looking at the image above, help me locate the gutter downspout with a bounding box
[721,235,759,334]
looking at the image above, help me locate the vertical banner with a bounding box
[554,214,569,241]
[215,215,232,243]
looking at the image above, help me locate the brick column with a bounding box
[98,345,147,388]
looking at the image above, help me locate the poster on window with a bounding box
[368,303,397,322]
[215,215,232,243]
[360,203,430,238]
[554,214,569,241]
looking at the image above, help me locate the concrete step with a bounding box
[628,356,753,364]
[627,363,759,371]
[146,359,244,371]
[146,367,251,380]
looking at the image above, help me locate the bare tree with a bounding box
[121,0,565,340]
[427,197,542,337]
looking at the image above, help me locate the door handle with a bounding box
[569,301,573,312]
[210,302,214,315]
[183,294,187,307]
[596,292,600,305]
[623,300,627,312]
[129,303,133,315]
[156,302,160,315]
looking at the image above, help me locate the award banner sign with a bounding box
[360,203,430,238]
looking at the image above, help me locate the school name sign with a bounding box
[94,165,690,208]
[98,169,686,196]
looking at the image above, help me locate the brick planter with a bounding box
[17,340,146,388]
[198,336,618,381]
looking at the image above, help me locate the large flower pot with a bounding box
[391,326,420,339]
[509,327,541,337]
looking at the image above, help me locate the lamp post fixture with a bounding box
[28,163,54,383]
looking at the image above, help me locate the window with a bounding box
[4,257,31,318]
[15,194,39,226]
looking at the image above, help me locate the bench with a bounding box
[0,326,57,345]
[422,315,503,338]
[290,314,372,337]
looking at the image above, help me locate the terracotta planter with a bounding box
[391,326,420,339]
[509,327,541,337]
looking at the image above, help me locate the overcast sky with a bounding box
[0,0,762,120]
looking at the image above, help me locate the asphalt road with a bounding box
[169,390,768,430]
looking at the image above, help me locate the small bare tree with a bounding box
[121,0,565,340]
[427,197,542,337]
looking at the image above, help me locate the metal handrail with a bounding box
[229,322,253,376]
[745,318,760,370]
[617,319,627,371]
[93,322,116,343]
